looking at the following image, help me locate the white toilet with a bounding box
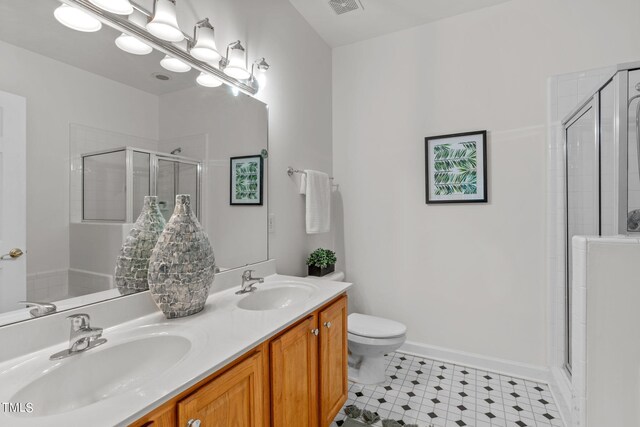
[347,313,407,385]
[307,270,407,385]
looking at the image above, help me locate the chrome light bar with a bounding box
[60,0,259,95]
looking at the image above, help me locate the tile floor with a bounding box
[331,352,563,427]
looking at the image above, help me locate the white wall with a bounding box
[333,0,640,366]
[174,0,334,275]
[0,40,159,277]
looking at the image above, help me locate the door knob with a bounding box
[324,321,332,328]
[0,248,23,260]
[187,419,201,427]
[311,328,319,336]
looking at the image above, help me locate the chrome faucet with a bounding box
[236,269,264,294]
[50,314,107,360]
[18,301,57,318]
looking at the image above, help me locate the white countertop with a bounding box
[0,274,351,427]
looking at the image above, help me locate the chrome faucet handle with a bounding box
[18,301,57,317]
[50,314,106,360]
[67,313,91,331]
[242,269,256,279]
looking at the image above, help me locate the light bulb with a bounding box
[54,4,102,32]
[89,0,133,15]
[115,33,152,55]
[256,72,267,91]
[190,19,221,63]
[223,42,250,80]
[160,55,191,73]
[196,72,223,88]
[147,0,184,42]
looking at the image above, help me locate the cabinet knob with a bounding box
[187,419,201,427]
[311,328,319,336]
[324,321,332,328]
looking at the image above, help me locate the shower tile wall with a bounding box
[546,66,615,419]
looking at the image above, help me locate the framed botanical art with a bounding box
[425,130,488,204]
[230,155,263,205]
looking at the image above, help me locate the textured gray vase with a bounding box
[148,194,215,318]
[115,196,166,296]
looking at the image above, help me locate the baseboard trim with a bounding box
[399,341,550,384]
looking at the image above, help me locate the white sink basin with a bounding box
[10,334,191,417]
[237,282,317,311]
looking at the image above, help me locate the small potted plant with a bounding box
[306,248,337,277]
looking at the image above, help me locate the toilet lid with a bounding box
[348,313,407,338]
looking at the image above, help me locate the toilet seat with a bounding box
[348,313,407,339]
[347,332,406,347]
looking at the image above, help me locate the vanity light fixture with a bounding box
[250,57,270,90]
[88,0,133,15]
[196,72,223,88]
[160,54,191,72]
[55,0,270,96]
[147,0,184,42]
[190,19,221,63]
[220,41,250,80]
[54,3,102,32]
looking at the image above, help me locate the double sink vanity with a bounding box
[0,263,351,427]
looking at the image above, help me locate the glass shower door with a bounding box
[156,158,200,222]
[564,99,599,372]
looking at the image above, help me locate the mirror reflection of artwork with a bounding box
[425,130,488,204]
[230,155,264,205]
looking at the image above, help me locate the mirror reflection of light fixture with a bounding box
[196,72,223,88]
[190,19,221,63]
[250,57,270,91]
[115,10,152,55]
[54,4,102,32]
[147,0,184,42]
[220,41,250,80]
[88,0,133,15]
[115,33,153,55]
[160,55,191,72]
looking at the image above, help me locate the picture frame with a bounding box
[425,130,488,204]
[230,155,263,205]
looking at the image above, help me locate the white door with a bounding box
[0,91,26,312]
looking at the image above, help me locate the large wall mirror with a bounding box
[0,0,268,326]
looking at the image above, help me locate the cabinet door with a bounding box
[319,296,348,427]
[129,404,175,427]
[177,351,266,427]
[270,315,319,427]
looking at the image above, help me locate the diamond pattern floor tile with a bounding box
[330,352,564,427]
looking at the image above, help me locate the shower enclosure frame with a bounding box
[560,63,637,374]
[81,146,202,223]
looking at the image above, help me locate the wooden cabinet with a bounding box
[130,294,347,427]
[178,351,267,427]
[319,296,348,426]
[270,315,319,427]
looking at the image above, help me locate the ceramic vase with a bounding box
[115,196,166,295]
[148,194,216,318]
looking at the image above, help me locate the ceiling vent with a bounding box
[328,0,363,15]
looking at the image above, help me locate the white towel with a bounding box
[303,170,330,234]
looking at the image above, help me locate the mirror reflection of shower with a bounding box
[82,147,201,223]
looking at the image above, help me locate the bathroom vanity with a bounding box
[0,267,350,427]
[131,294,347,427]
